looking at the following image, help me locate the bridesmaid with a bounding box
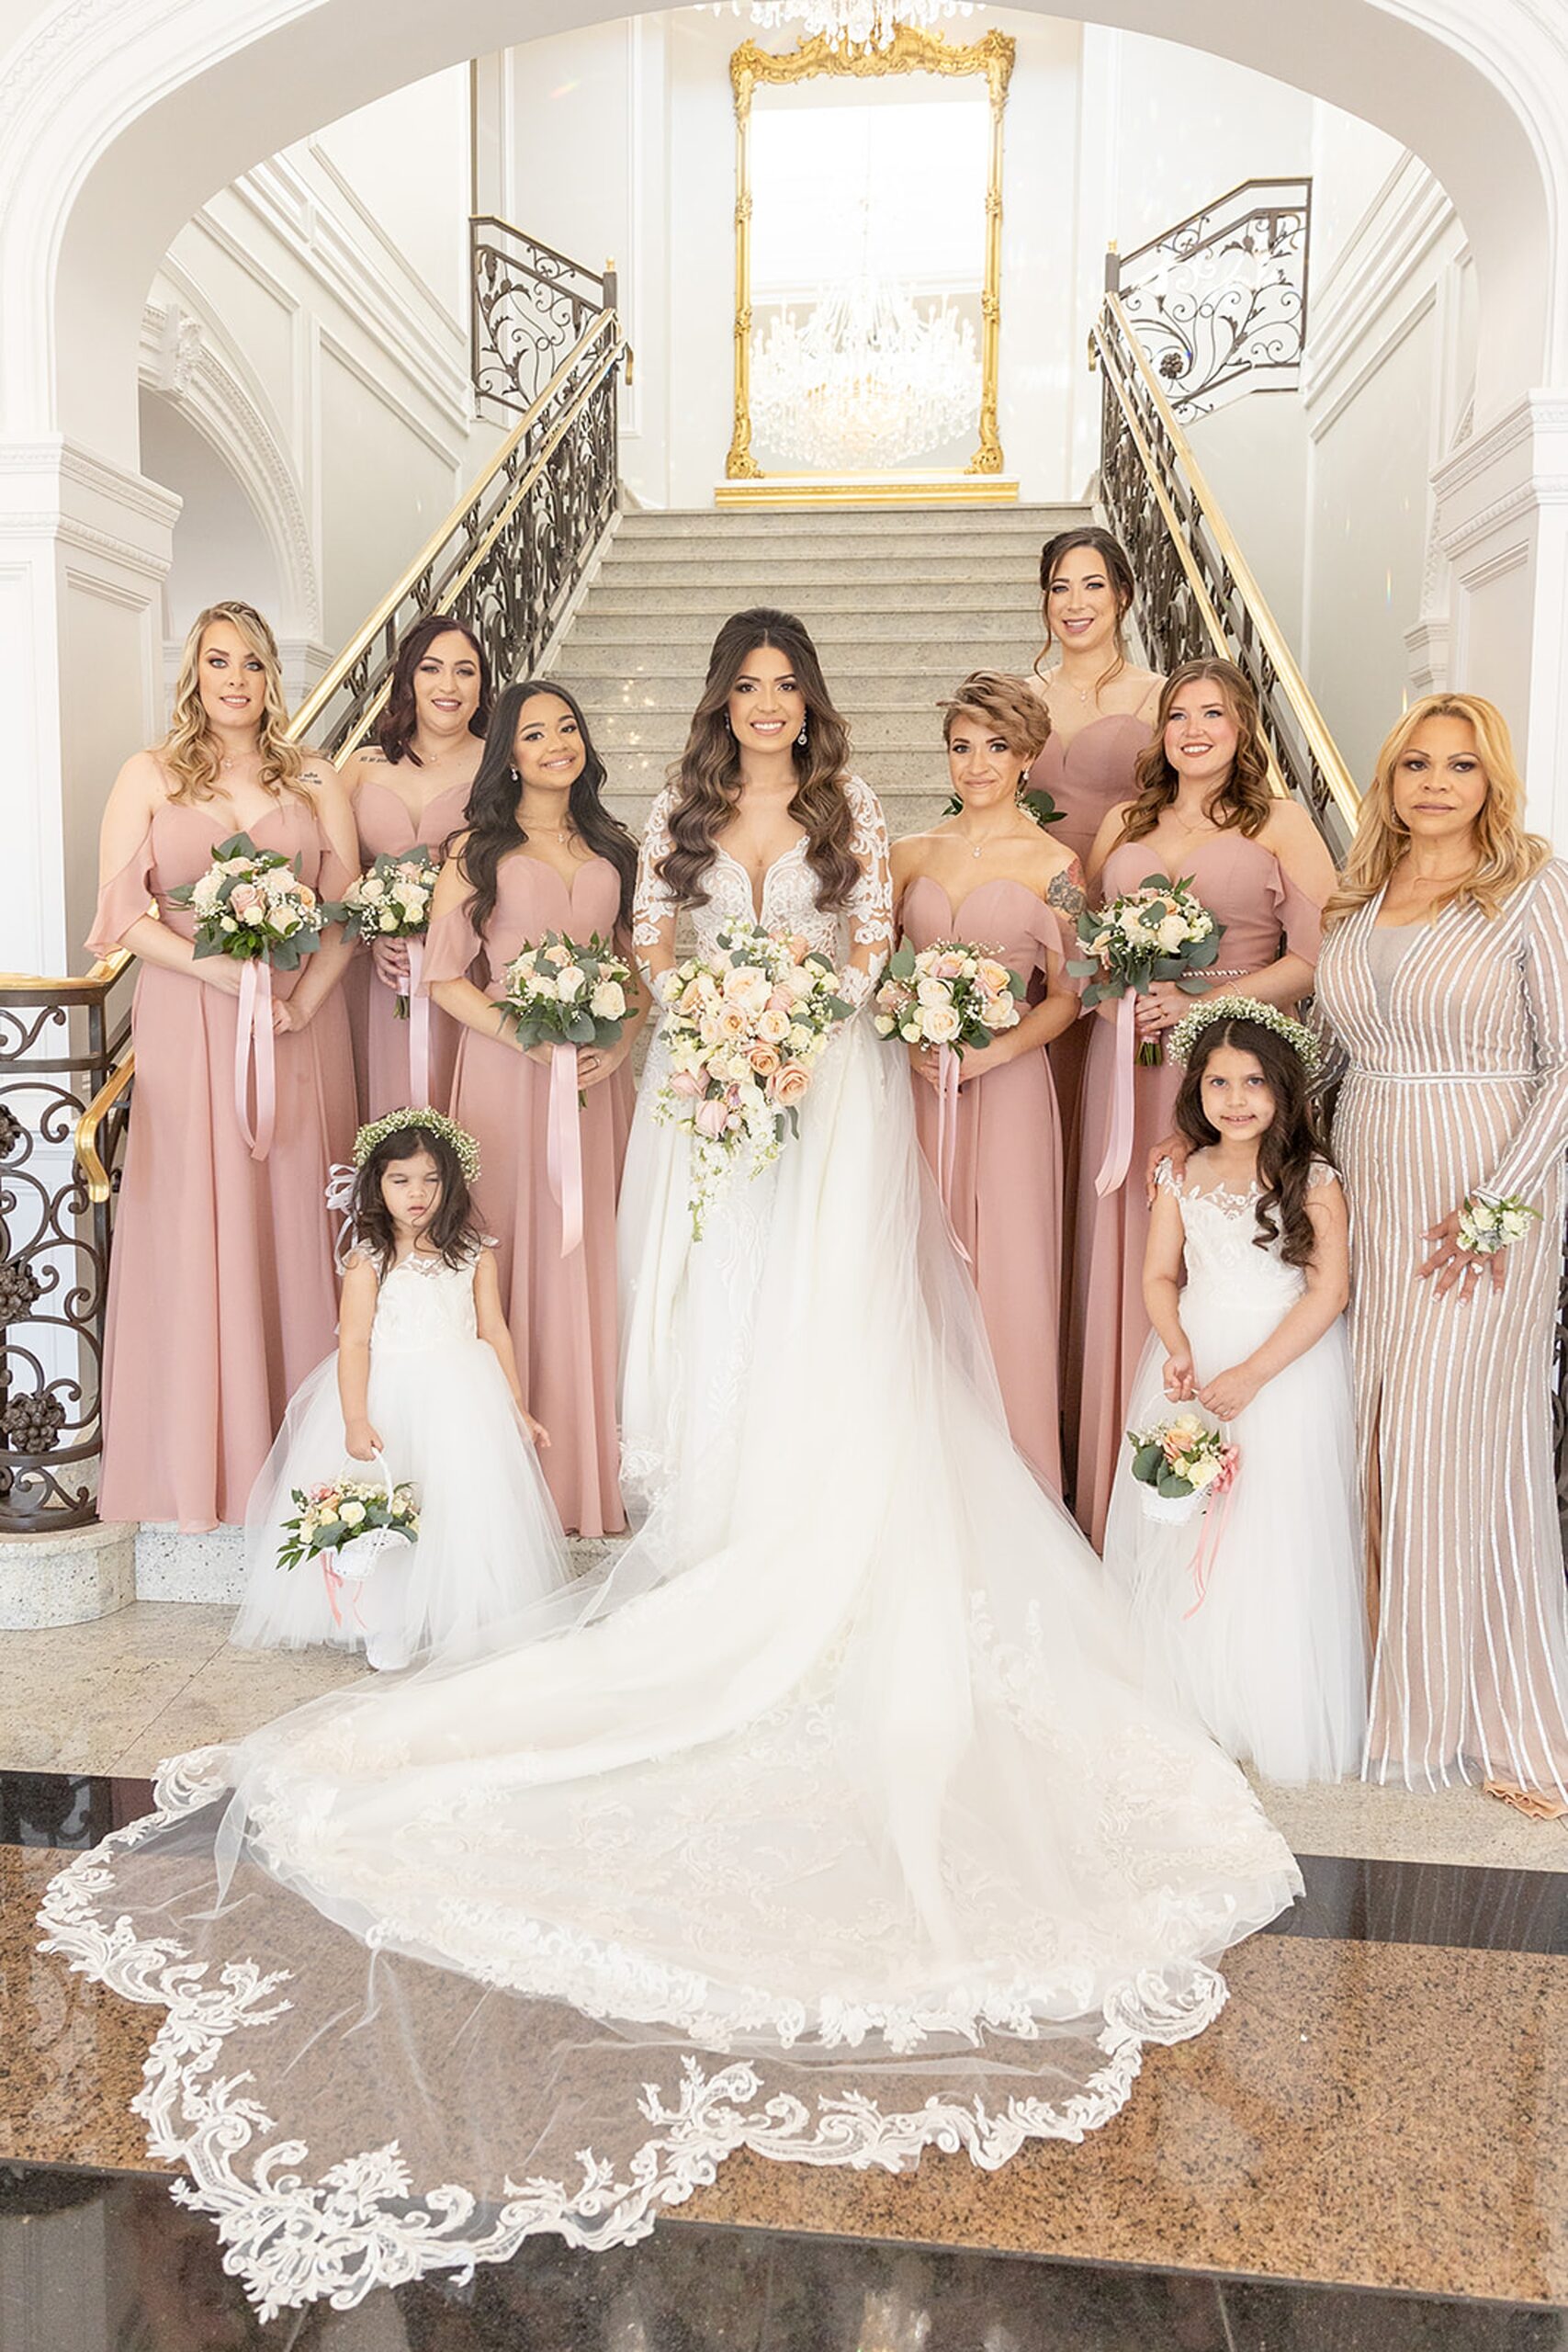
[1316,694,1568,1812]
[91,599,359,1530]
[425,681,642,1538]
[337,616,491,1118]
[1024,528,1162,1250]
[893,673,1084,1492]
[1069,657,1335,1546]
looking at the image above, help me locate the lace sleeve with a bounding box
[633,786,679,980]
[841,776,894,1011]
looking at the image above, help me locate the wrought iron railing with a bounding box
[0,961,131,1530]
[470,217,621,418]
[1093,282,1358,858]
[1111,177,1310,423]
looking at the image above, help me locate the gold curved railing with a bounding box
[1093,284,1359,850]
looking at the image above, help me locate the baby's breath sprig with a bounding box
[352,1106,480,1182]
[1166,994,1321,1074]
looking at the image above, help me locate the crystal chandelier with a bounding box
[751,277,980,470]
[712,0,976,55]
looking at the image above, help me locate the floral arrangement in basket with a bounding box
[1067,873,1224,1067]
[171,831,324,969]
[276,1468,419,1576]
[498,933,634,1056]
[655,919,852,1239]
[170,832,325,1161]
[873,940,1024,1054]
[1125,1413,1237,1525]
[322,848,441,1020]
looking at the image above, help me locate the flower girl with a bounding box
[1102,998,1368,1781]
[231,1107,570,1670]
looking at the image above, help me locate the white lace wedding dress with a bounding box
[39,775,1300,2323]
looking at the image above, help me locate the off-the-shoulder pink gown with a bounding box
[1025,714,1156,1262]
[1067,830,1325,1546]
[902,875,1067,1492]
[422,854,633,1537]
[89,797,357,1530]
[347,773,469,1120]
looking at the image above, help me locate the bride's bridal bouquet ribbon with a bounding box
[1126,1412,1239,1615]
[498,933,634,1257]
[874,940,1024,1232]
[323,849,441,1105]
[276,1458,419,1630]
[655,919,852,1240]
[1067,874,1224,1197]
[171,832,324,1162]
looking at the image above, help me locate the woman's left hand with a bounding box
[1198,1362,1262,1420]
[578,1035,632,1090]
[1134,980,1188,1039]
[908,1044,942,1091]
[271,993,310,1035]
[955,1035,1016,1085]
[1418,1209,1508,1299]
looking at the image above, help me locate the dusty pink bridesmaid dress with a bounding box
[1026,714,1156,1266]
[902,876,1067,1492]
[422,855,633,1537]
[1066,831,1325,1546]
[90,798,357,1530]
[346,775,469,1120]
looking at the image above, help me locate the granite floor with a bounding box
[3,1603,1568,2346]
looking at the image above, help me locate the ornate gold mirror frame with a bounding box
[720,25,1016,508]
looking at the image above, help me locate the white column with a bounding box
[0,440,177,976]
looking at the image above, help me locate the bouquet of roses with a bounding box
[171,831,324,969]
[276,1469,419,1577]
[874,940,1024,1055]
[1125,1412,1237,1525]
[322,848,441,1019]
[655,919,852,1238]
[498,933,634,1056]
[1067,873,1223,1066]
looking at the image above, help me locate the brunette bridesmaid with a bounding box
[337,616,491,1118]
[91,600,359,1531]
[893,673,1085,1492]
[425,681,642,1538]
[1024,528,1162,1250]
[1068,658,1335,1545]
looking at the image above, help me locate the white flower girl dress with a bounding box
[1104,1159,1368,1782]
[231,1243,569,1668]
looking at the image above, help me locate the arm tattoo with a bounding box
[1046,859,1087,919]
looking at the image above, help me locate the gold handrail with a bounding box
[76,1052,135,1204]
[1095,287,1359,832]
[0,949,130,995]
[288,309,620,750]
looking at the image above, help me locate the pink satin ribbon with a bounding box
[546,1042,584,1258]
[234,959,276,1163]
[321,1560,366,1632]
[932,1045,972,1267]
[405,938,431,1107]
[1094,990,1139,1198]
[1183,1452,1240,1617]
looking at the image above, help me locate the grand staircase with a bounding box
[558,503,1091,837]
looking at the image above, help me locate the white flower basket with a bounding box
[330,1453,412,1583]
[1139,1483,1208,1528]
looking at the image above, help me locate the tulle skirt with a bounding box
[41,1017,1301,2322]
[1103,1291,1369,1783]
[231,1335,569,1669]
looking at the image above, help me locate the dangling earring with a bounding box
[509,765,520,785]
[796,720,809,747]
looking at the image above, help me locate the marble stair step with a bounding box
[616,504,1084,540]
[566,612,1041,650]
[578,579,1031,617]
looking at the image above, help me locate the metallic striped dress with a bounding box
[1315,859,1568,1797]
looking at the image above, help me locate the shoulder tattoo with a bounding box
[1046,859,1087,918]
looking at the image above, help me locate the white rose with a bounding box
[1156,914,1189,954]
[378,910,399,932]
[340,1498,366,1526]
[784,965,818,1001]
[900,1021,921,1042]
[786,1023,813,1051]
[220,915,238,932]
[553,965,586,1001]
[1184,1453,1221,1490]
[590,979,626,1021]
[874,1014,895,1036]
[1499,1205,1532,1240]
[530,972,558,1001]
[916,976,952,1010]
[922,1003,961,1044]
[360,876,386,901]
[393,887,425,918]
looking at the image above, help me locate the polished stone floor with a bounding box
[3,1601,1568,2347]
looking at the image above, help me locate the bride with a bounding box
[41,609,1300,2322]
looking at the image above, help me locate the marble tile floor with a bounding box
[3,1600,1567,1868]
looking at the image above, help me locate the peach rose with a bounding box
[976,958,1011,995]
[932,952,965,981]
[748,1043,780,1078]
[771,1063,810,1108]
[756,1007,792,1045]
[229,883,262,920]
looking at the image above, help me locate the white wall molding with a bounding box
[1304,157,1459,436]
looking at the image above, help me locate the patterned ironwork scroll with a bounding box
[471,218,617,417]
[1112,178,1310,423]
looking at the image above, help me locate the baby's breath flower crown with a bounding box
[1166,994,1321,1075]
[351,1106,480,1182]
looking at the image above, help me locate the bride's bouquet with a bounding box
[322,848,441,1020]
[655,919,852,1238]
[1126,1414,1237,1525]
[172,831,324,969]
[874,940,1024,1055]
[498,933,634,1056]
[1067,874,1223,1066]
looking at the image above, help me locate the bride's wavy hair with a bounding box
[1173,1015,1332,1271]
[657,608,858,910]
[348,1124,481,1277]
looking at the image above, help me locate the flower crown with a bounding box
[351,1107,480,1182]
[1167,994,1321,1074]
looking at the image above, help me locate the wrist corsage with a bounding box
[1457,1193,1540,1254]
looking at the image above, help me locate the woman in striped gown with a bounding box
[1315,692,1568,1813]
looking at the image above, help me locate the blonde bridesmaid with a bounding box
[91,601,359,1530]
[1316,695,1568,1813]
[1024,528,1162,1253]
[893,673,1084,1491]
[425,680,642,1538]
[337,616,491,1118]
[1069,658,1335,1545]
